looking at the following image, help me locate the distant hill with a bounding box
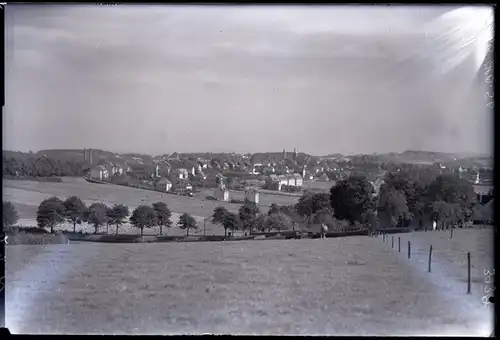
[4,149,491,169]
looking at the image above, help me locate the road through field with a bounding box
[6,234,491,335]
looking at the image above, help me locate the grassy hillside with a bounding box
[6,229,492,335]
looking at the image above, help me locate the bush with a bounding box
[7,231,69,245]
[281,185,302,193]
[98,234,141,243]
[230,199,245,204]
[13,225,49,234]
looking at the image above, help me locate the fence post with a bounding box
[450,228,454,239]
[467,252,471,294]
[392,236,394,249]
[408,241,411,259]
[428,245,433,273]
[398,237,401,253]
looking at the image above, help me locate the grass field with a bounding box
[302,180,333,192]
[3,178,298,236]
[6,229,493,335]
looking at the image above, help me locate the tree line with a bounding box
[3,197,200,237]
[3,169,492,239]
[3,155,89,178]
[209,170,492,236]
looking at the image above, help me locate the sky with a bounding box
[4,4,494,156]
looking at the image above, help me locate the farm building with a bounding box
[155,178,172,192]
[245,187,260,204]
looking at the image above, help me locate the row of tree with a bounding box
[3,197,200,237]
[4,169,492,239]
[3,156,89,178]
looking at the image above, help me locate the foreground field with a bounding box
[6,229,493,335]
[3,178,297,235]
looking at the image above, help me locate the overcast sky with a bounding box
[4,4,494,156]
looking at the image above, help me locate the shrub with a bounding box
[7,231,69,245]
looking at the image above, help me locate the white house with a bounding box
[277,175,288,190]
[245,187,260,204]
[156,178,172,192]
[175,168,189,180]
[89,165,109,181]
[286,173,296,186]
[293,173,303,186]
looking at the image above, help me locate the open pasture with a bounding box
[6,230,493,335]
[302,180,333,192]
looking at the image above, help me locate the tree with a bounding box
[130,205,157,236]
[295,192,331,224]
[87,203,108,234]
[377,185,410,228]
[254,213,267,232]
[431,201,461,229]
[3,201,19,229]
[36,196,66,233]
[108,204,130,235]
[153,202,172,235]
[239,199,260,234]
[63,196,87,233]
[268,203,280,216]
[212,206,230,236]
[313,208,335,229]
[426,173,477,226]
[264,212,292,233]
[330,175,375,225]
[222,212,240,236]
[361,209,378,234]
[177,212,198,237]
[105,205,113,234]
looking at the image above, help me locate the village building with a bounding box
[89,165,109,181]
[128,164,159,179]
[277,175,288,190]
[155,178,172,192]
[293,173,303,186]
[175,179,193,194]
[245,187,260,204]
[214,184,230,201]
[286,173,296,186]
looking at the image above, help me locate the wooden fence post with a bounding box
[392,236,394,249]
[467,252,471,294]
[398,237,401,253]
[408,241,411,259]
[450,228,454,239]
[428,245,433,273]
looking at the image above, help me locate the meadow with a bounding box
[5,228,493,335]
[3,178,298,235]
